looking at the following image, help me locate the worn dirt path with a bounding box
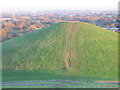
[64,24,74,70]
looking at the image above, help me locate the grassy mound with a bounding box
[3,22,118,81]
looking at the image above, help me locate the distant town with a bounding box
[0,10,118,42]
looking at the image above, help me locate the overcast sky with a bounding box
[0,0,119,11]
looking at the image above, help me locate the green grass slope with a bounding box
[2,22,118,81]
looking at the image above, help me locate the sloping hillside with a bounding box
[3,22,118,80]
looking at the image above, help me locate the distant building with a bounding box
[12,13,17,21]
[113,29,120,33]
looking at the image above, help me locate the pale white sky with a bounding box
[0,0,119,11]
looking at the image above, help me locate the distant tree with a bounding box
[18,22,25,29]
[115,19,120,30]
[18,24,23,29]
[28,25,37,30]
[111,23,115,27]
[3,21,8,27]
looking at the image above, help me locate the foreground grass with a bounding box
[3,70,115,82]
[2,70,118,88]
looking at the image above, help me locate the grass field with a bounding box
[2,22,118,88]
